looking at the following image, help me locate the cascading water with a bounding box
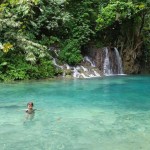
[52,56,101,78]
[73,67,81,78]
[52,47,124,78]
[66,64,71,70]
[114,48,123,74]
[103,47,112,75]
[81,66,88,72]
[84,56,96,67]
[93,70,101,77]
[52,58,63,69]
[103,47,124,75]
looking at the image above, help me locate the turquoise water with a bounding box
[0,75,150,150]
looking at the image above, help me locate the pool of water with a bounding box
[0,75,150,150]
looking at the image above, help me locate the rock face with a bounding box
[52,44,143,78]
[82,44,143,75]
[82,46,124,75]
[122,48,143,74]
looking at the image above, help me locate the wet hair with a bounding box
[27,102,34,107]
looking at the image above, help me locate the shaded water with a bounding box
[0,76,150,150]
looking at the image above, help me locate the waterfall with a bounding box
[81,73,90,78]
[69,56,101,78]
[52,58,63,69]
[73,67,81,78]
[84,56,96,67]
[51,47,124,78]
[103,47,112,75]
[81,66,88,72]
[66,64,70,70]
[114,48,123,74]
[93,70,101,77]
[72,64,100,78]
[103,47,124,75]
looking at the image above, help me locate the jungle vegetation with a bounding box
[0,0,149,81]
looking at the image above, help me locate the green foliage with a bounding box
[0,52,61,81]
[0,0,49,60]
[96,1,146,30]
[26,58,59,79]
[66,0,99,44]
[72,24,94,45]
[0,0,150,80]
[59,39,83,65]
[28,0,71,39]
[39,36,60,46]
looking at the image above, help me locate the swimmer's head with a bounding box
[27,102,34,109]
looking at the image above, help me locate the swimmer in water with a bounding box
[25,102,36,121]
